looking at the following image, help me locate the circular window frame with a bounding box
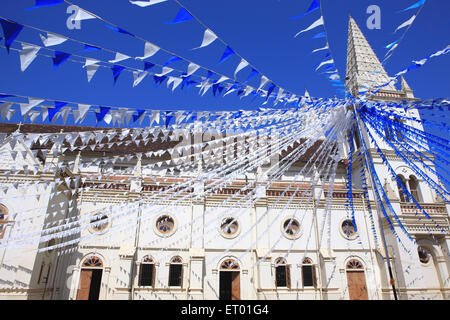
[340,218,358,241]
[219,216,241,239]
[154,214,177,238]
[88,213,111,234]
[281,217,302,240]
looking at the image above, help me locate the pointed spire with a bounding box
[304,88,311,100]
[401,76,414,96]
[345,15,396,95]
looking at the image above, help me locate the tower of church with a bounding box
[345,15,450,300]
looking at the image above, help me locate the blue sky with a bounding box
[0,0,448,114]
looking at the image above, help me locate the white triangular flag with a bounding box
[312,45,329,53]
[39,32,67,47]
[84,58,99,67]
[294,16,324,37]
[395,15,416,33]
[167,76,183,91]
[129,0,168,7]
[75,104,90,123]
[149,111,160,125]
[316,59,334,71]
[74,8,96,21]
[0,102,13,120]
[257,75,269,91]
[187,62,200,76]
[138,42,160,60]
[109,52,130,63]
[192,29,217,50]
[156,66,173,76]
[215,75,229,84]
[234,59,249,78]
[86,64,99,82]
[19,43,40,71]
[133,71,148,87]
[20,98,44,116]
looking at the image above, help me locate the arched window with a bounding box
[139,255,155,287]
[346,259,364,270]
[397,175,409,202]
[168,256,183,287]
[220,259,240,270]
[0,204,8,239]
[302,258,317,287]
[82,256,103,268]
[274,257,291,288]
[408,176,421,203]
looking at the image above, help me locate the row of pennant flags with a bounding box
[290,0,346,94]
[383,0,428,64]
[10,0,306,105]
[0,105,349,253]
[0,17,301,107]
[1,0,438,105]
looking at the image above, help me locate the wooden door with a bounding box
[76,269,93,300]
[231,271,240,300]
[346,271,368,300]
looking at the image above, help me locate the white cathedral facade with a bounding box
[0,16,449,301]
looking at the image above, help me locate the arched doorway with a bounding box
[219,258,240,300]
[76,256,103,300]
[346,259,368,300]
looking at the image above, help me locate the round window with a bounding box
[156,215,175,235]
[341,219,357,239]
[282,218,301,239]
[90,214,109,232]
[220,217,239,238]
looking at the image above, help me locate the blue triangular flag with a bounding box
[400,0,426,12]
[163,55,182,67]
[48,101,67,121]
[95,107,110,123]
[133,109,145,122]
[290,0,320,19]
[266,83,276,101]
[84,44,101,52]
[26,0,64,10]
[153,75,167,87]
[112,65,125,84]
[0,19,24,53]
[219,46,235,64]
[144,62,155,71]
[206,70,214,80]
[312,31,326,39]
[165,8,193,24]
[245,68,258,82]
[104,24,135,37]
[53,51,71,68]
